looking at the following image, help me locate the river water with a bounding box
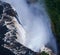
[2,0,57,54]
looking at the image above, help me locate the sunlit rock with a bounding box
[41,46,56,55]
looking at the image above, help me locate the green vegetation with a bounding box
[45,0,60,54]
[45,0,60,45]
[41,51,49,55]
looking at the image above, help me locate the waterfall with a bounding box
[2,0,57,54]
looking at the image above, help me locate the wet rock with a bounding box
[41,46,56,55]
[0,1,37,55]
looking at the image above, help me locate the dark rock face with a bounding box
[0,5,3,15]
[0,46,15,55]
[0,25,8,45]
[0,1,37,55]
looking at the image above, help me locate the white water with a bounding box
[2,0,57,54]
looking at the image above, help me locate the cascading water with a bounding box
[2,0,57,54]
